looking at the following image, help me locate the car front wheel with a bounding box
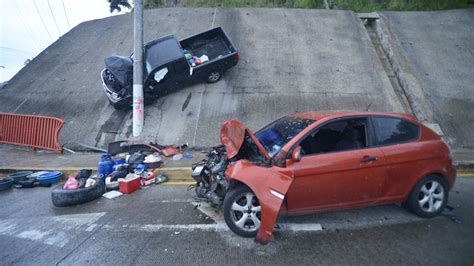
[223,185,261,237]
[406,175,448,218]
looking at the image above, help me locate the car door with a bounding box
[370,116,423,200]
[285,117,387,214]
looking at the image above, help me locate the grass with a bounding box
[144,0,326,9]
[331,0,474,12]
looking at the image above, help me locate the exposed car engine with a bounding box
[192,146,230,207]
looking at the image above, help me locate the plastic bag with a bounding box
[63,176,79,190]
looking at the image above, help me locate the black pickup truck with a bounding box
[101,27,239,109]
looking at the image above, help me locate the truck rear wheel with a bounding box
[207,71,222,83]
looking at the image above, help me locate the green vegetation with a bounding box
[331,0,474,12]
[143,0,474,10]
[144,0,325,9]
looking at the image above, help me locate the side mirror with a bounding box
[292,146,302,162]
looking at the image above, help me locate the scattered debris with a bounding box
[102,190,123,199]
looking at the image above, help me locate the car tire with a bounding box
[51,179,106,207]
[223,185,261,238]
[207,71,222,83]
[406,175,448,218]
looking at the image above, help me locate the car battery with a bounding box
[140,172,156,186]
[119,176,140,194]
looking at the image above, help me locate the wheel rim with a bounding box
[418,180,444,213]
[230,192,261,232]
[209,72,220,82]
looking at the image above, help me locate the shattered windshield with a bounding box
[255,116,315,157]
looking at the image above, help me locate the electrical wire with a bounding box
[47,0,61,36]
[10,0,42,50]
[61,0,71,29]
[33,0,53,41]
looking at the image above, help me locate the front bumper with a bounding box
[101,69,124,103]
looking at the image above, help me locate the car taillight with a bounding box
[235,53,240,61]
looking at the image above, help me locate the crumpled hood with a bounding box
[220,119,271,160]
[104,55,133,87]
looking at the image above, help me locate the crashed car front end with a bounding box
[101,56,133,105]
[191,118,303,244]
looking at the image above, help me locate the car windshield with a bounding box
[255,116,315,157]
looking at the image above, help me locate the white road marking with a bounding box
[192,202,323,232]
[0,212,105,247]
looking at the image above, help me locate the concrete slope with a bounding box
[0,8,403,148]
[382,9,474,151]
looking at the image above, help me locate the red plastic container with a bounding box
[119,177,140,194]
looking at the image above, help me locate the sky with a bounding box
[0,0,129,82]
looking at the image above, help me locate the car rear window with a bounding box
[372,117,419,146]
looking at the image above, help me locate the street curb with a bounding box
[1,164,472,179]
[0,166,194,181]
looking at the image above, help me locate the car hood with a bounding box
[219,119,271,161]
[104,55,133,87]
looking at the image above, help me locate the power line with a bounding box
[10,0,42,50]
[47,0,61,36]
[0,46,35,55]
[33,0,53,41]
[61,0,70,29]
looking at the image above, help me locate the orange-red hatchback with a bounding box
[192,111,456,244]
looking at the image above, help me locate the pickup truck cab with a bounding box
[101,27,239,109]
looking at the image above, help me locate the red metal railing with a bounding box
[0,113,64,153]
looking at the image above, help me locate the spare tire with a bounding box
[51,179,106,207]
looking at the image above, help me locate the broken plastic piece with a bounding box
[102,190,123,199]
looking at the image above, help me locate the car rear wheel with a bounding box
[223,185,261,237]
[207,71,221,83]
[406,175,448,218]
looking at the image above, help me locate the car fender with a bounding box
[225,160,293,244]
[402,162,455,200]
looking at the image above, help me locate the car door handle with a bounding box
[360,156,378,163]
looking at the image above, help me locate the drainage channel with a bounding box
[360,16,413,116]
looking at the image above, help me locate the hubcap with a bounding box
[209,72,220,82]
[230,192,261,232]
[418,180,444,213]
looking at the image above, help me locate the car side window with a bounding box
[300,118,368,156]
[372,117,419,146]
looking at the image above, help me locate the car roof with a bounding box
[291,111,417,122]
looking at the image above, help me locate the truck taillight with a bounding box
[235,53,240,61]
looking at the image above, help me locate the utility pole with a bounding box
[132,0,144,137]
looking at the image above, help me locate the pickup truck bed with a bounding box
[180,27,237,64]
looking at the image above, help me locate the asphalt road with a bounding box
[0,175,472,265]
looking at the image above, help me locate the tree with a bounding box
[108,0,132,12]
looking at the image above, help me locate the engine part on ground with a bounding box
[51,178,106,207]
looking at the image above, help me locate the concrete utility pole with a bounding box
[132,0,144,137]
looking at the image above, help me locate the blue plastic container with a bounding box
[98,154,114,180]
[37,171,63,185]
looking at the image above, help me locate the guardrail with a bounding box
[0,113,64,153]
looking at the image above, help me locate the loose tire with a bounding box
[406,175,448,218]
[207,71,222,83]
[51,179,106,207]
[223,185,261,237]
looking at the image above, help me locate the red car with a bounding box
[191,111,456,244]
